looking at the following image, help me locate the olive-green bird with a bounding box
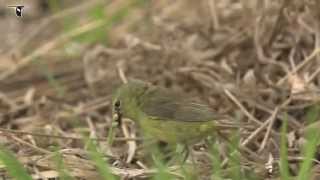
[112,80,236,146]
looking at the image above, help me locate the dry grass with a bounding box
[1,0,320,179]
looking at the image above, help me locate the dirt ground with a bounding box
[1,0,320,179]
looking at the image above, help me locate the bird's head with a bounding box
[112,80,150,122]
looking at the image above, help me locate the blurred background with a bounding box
[0,0,320,179]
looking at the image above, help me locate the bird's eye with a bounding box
[114,100,121,108]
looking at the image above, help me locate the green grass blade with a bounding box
[297,128,320,180]
[151,153,174,180]
[210,141,223,180]
[228,132,242,180]
[0,147,33,180]
[306,105,320,124]
[74,0,147,44]
[280,115,290,180]
[297,105,320,180]
[48,0,62,13]
[147,143,174,180]
[52,149,74,180]
[86,138,117,180]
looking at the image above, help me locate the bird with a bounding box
[112,80,235,146]
[8,5,24,17]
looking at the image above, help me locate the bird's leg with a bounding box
[154,141,172,162]
[140,140,172,164]
[178,145,201,179]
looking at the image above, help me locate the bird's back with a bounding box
[138,86,216,122]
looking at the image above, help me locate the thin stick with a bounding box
[241,107,278,148]
[115,61,135,162]
[208,0,220,30]
[258,107,278,153]
[0,19,105,80]
[217,131,264,163]
[0,128,142,142]
[224,89,262,125]
[277,48,320,86]
[121,119,137,164]
[117,61,128,84]
[8,135,51,154]
[307,67,320,83]
[86,117,98,139]
[6,0,102,56]
[240,118,270,147]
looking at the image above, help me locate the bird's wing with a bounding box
[174,102,216,122]
[139,88,216,122]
